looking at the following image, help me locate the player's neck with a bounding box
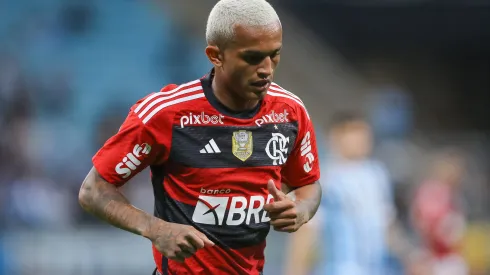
[212,77,259,112]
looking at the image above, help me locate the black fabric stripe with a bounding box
[170,122,298,168]
[150,165,169,275]
[161,256,169,275]
[150,164,167,219]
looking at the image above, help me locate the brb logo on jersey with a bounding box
[192,190,274,226]
[266,133,290,165]
[301,131,315,173]
[255,110,289,127]
[115,143,152,178]
[180,112,224,128]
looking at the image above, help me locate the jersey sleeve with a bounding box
[281,106,320,188]
[92,96,173,186]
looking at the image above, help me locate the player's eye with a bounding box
[270,51,280,60]
[242,54,265,65]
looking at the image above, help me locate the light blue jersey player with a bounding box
[285,113,398,275]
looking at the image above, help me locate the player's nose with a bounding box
[257,57,273,79]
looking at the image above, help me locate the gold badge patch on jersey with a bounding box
[232,130,253,162]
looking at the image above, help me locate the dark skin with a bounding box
[79,22,322,265]
[265,179,321,233]
[79,168,214,263]
[206,23,282,111]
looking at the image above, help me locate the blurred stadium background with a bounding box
[0,0,489,274]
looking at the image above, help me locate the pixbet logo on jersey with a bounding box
[192,190,274,226]
[254,110,289,127]
[115,143,152,178]
[301,131,315,173]
[180,112,225,128]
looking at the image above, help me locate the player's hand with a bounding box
[264,179,307,233]
[149,220,215,263]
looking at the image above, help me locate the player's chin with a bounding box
[247,86,269,100]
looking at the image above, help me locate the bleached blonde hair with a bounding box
[206,0,281,47]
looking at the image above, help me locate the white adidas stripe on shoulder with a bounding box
[142,93,205,124]
[267,90,310,120]
[134,79,201,113]
[270,83,304,104]
[267,90,307,111]
[137,86,202,118]
[134,79,204,124]
[269,83,310,119]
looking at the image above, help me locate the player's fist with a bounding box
[264,180,307,233]
[149,220,214,263]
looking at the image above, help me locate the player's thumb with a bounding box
[267,179,285,201]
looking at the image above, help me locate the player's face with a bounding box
[331,121,373,160]
[431,155,465,187]
[219,24,282,100]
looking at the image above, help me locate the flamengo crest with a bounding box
[265,133,289,165]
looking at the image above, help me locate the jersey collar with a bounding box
[200,68,263,119]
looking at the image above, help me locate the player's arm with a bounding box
[78,97,213,262]
[283,196,323,275]
[379,168,416,268]
[285,181,321,225]
[284,223,319,275]
[281,179,322,223]
[79,167,158,238]
[79,168,214,262]
[265,106,321,232]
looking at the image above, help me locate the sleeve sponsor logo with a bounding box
[115,143,152,178]
[300,131,315,173]
[255,110,289,127]
[180,112,224,128]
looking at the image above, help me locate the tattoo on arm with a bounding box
[290,181,322,224]
[79,167,156,238]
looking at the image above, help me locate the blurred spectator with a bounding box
[4,165,76,229]
[284,112,407,275]
[0,55,33,209]
[35,69,74,117]
[409,150,468,275]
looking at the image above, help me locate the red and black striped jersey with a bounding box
[92,72,320,275]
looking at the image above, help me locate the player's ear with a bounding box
[205,45,223,67]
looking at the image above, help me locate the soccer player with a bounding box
[285,113,405,275]
[78,0,322,274]
[411,151,468,275]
